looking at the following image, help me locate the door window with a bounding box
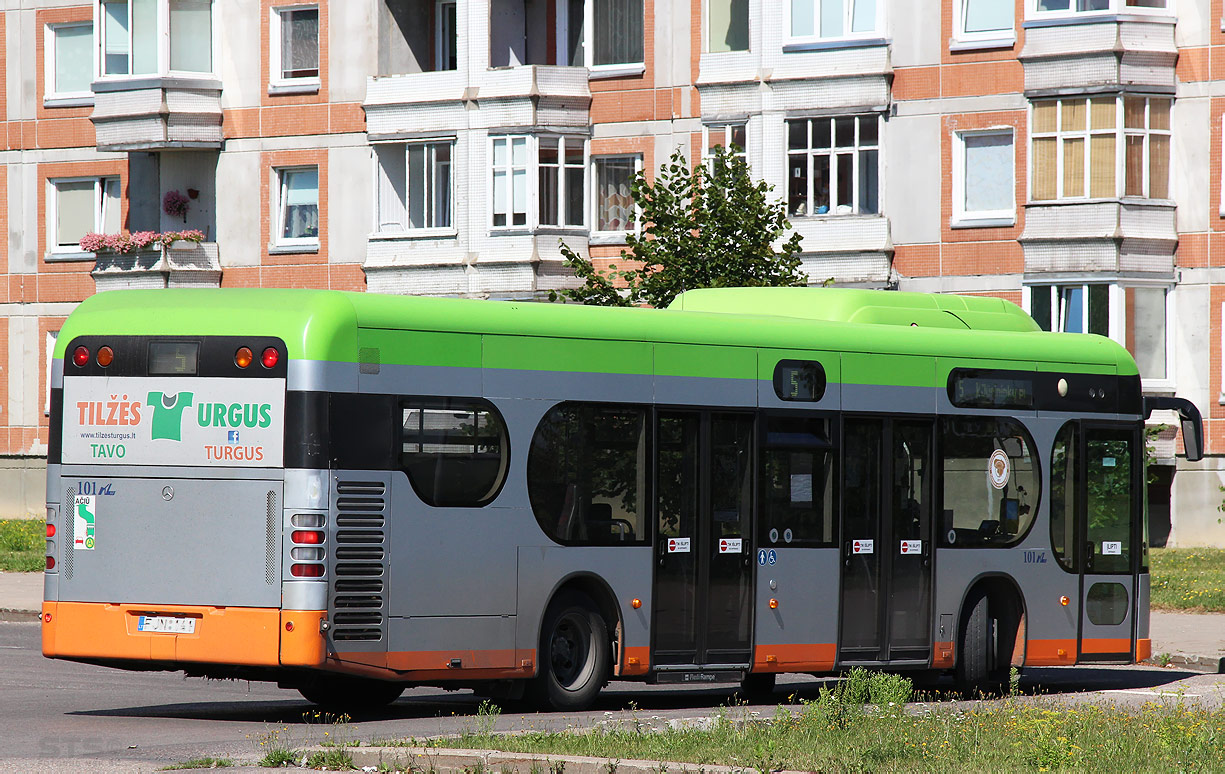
[1085,429,1133,574]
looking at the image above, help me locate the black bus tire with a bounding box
[739,672,777,701]
[532,591,609,711]
[956,591,1001,696]
[298,676,405,710]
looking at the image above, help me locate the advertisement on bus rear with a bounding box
[61,377,284,467]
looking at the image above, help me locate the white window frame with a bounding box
[47,176,121,258]
[1029,96,1171,203]
[1029,0,1171,20]
[1023,281,1174,388]
[372,139,456,237]
[705,0,750,53]
[270,4,320,94]
[702,123,748,167]
[538,136,588,229]
[45,330,59,418]
[786,114,882,219]
[45,22,96,106]
[951,0,1015,50]
[272,166,320,250]
[435,0,457,71]
[95,0,217,80]
[557,0,647,79]
[786,0,884,46]
[952,128,1016,228]
[590,153,642,241]
[489,135,531,230]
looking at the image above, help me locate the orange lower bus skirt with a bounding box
[42,602,326,668]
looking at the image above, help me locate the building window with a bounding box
[274,167,319,246]
[593,155,639,235]
[272,5,320,86]
[1027,283,1169,382]
[956,0,1013,44]
[539,137,585,227]
[787,115,879,218]
[559,0,644,69]
[1033,0,1168,16]
[435,0,457,71]
[374,142,453,233]
[100,0,213,77]
[46,23,94,101]
[789,0,879,41]
[491,136,529,228]
[1031,96,1170,202]
[703,123,747,165]
[51,177,121,251]
[954,130,1015,226]
[708,0,749,52]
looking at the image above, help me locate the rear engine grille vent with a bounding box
[331,481,387,643]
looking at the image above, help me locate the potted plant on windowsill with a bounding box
[79,229,207,254]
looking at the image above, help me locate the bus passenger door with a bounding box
[652,411,754,669]
[1078,425,1140,663]
[839,417,934,664]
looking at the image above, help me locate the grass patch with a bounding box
[160,759,234,770]
[305,748,354,770]
[1150,547,1225,612]
[437,672,1225,772]
[0,519,43,573]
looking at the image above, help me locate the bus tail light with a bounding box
[235,347,253,368]
[46,523,55,537]
[45,555,55,570]
[72,346,90,367]
[96,346,114,367]
[261,347,279,369]
[292,530,323,545]
[291,564,324,578]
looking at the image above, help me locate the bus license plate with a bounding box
[137,615,196,634]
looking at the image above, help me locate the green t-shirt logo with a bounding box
[147,391,194,441]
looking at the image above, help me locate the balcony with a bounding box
[365,65,590,140]
[92,241,221,292]
[1019,15,1176,95]
[1019,200,1176,278]
[91,78,223,152]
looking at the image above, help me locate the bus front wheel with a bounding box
[298,676,405,710]
[532,591,609,711]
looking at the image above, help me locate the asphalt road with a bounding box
[4,619,1225,772]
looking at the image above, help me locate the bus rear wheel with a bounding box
[956,591,1008,696]
[298,676,405,710]
[531,591,609,711]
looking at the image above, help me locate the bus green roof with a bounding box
[55,288,1139,377]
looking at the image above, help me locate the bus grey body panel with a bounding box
[54,475,283,608]
[753,547,841,648]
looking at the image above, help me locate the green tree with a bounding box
[552,145,808,307]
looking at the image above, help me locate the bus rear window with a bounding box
[148,342,199,375]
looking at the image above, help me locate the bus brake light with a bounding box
[45,555,55,570]
[72,346,90,367]
[292,530,323,545]
[261,347,279,368]
[291,564,323,578]
[46,523,55,537]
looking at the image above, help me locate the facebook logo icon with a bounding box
[227,430,240,444]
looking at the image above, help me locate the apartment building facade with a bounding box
[2,0,1221,544]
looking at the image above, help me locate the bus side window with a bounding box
[527,402,649,546]
[760,415,836,547]
[1050,423,1077,571]
[400,398,509,507]
[939,417,1040,548]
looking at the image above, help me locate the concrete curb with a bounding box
[346,746,775,774]
[0,608,37,622]
[1147,654,1225,674]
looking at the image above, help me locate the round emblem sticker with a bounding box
[769,528,779,544]
[988,449,1010,489]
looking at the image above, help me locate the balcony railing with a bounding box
[91,241,221,291]
[90,78,223,152]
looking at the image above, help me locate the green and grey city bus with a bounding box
[41,286,1201,709]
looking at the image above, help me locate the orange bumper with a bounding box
[42,602,326,668]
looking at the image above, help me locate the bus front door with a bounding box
[839,417,934,664]
[652,411,755,671]
[1078,425,1140,663]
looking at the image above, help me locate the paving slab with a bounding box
[0,571,40,618]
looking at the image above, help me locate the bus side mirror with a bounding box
[1144,396,1204,463]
